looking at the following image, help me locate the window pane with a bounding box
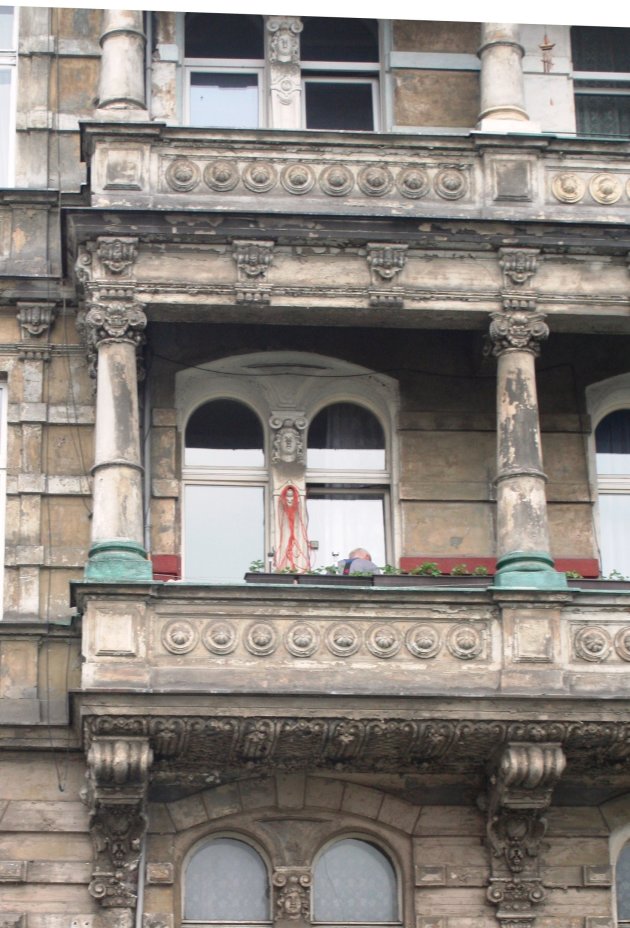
[572,26,630,72]
[190,72,259,128]
[184,485,264,581]
[301,18,379,62]
[313,839,398,922]
[0,69,10,186]
[307,494,385,569]
[596,409,630,455]
[185,13,264,59]
[0,7,14,49]
[575,94,630,137]
[597,493,630,577]
[185,399,264,466]
[305,82,374,131]
[185,837,269,921]
[308,403,385,469]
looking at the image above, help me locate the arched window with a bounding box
[313,838,399,923]
[184,836,270,923]
[595,409,630,576]
[618,842,630,927]
[307,403,388,570]
[183,399,266,581]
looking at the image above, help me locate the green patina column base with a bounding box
[85,540,153,582]
[493,551,568,590]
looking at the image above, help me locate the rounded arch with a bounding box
[183,833,272,923]
[184,397,265,468]
[312,834,401,923]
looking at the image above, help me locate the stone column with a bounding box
[488,306,566,589]
[478,23,534,131]
[84,297,152,581]
[97,9,148,116]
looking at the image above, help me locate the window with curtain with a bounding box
[571,26,630,137]
[306,403,388,570]
[184,837,271,924]
[312,838,399,924]
[0,6,16,185]
[595,409,630,577]
[183,399,266,581]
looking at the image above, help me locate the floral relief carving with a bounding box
[357,164,394,197]
[488,310,549,357]
[434,167,468,200]
[280,163,315,195]
[366,625,401,658]
[285,623,319,658]
[589,173,621,205]
[319,164,354,197]
[326,624,362,657]
[397,167,430,199]
[161,620,198,655]
[97,237,138,275]
[202,622,237,655]
[574,626,612,662]
[614,627,630,661]
[406,624,441,659]
[245,622,278,656]
[165,159,200,192]
[243,162,278,193]
[446,624,484,660]
[551,172,584,203]
[204,160,240,192]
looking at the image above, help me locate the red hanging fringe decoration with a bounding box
[274,484,311,572]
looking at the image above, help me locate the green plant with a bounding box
[608,569,627,580]
[472,565,490,576]
[381,564,404,575]
[410,561,441,577]
[248,559,265,573]
[565,570,582,579]
[450,563,471,576]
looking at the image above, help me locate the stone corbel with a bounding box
[273,868,312,925]
[17,301,57,361]
[232,240,274,305]
[485,743,566,928]
[96,237,139,277]
[499,248,540,289]
[270,414,307,466]
[85,737,154,909]
[366,244,407,308]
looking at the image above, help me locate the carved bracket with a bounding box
[97,237,139,276]
[366,244,407,309]
[487,309,549,357]
[273,868,311,922]
[17,301,57,361]
[499,248,540,288]
[86,737,153,909]
[233,240,274,305]
[485,743,566,928]
[270,414,307,465]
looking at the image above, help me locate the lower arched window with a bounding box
[184,836,271,924]
[617,842,630,927]
[595,409,630,577]
[312,838,399,924]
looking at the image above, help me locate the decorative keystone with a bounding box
[270,414,307,465]
[273,869,311,921]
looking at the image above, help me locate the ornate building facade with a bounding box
[3,10,630,928]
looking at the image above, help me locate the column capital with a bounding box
[85,297,147,349]
[488,309,549,358]
[85,736,153,908]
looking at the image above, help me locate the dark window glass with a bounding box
[308,402,384,451]
[185,13,264,59]
[575,94,630,136]
[301,17,379,62]
[595,409,630,454]
[618,843,630,921]
[305,81,374,130]
[571,27,630,73]
[185,399,264,466]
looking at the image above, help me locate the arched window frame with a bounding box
[176,352,399,580]
[586,373,630,577]
[311,833,403,927]
[181,832,273,928]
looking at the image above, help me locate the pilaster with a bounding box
[266,17,303,130]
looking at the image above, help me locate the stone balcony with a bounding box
[71,578,630,796]
[81,122,630,225]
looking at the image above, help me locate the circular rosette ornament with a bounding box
[367,625,401,658]
[245,622,278,656]
[204,159,239,192]
[202,621,237,655]
[574,626,611,662]
[615,627,630,662]
[358,164,394,197]
[397,167,430,199]
[435,168,468,200]
[281,163,315,195]
[551,172,584,203]
[446,624,483,660]
[286,623,319,658]
[589,173,621,205]
[162,620,198,654]
[326,623,362,657]
[243,161,278,193]
[165,159,200,192]
[319,164,354,197]
[406,624,441,659]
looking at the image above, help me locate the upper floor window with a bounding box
[184,13,265,128]
[595,409,630,577]
[618,840,630,927]
[571,26,630,137]
[301,18,380,131]
[184,836,271,923]
[0,6,16,186]
[313,838,399,923]
[182,13,381,132]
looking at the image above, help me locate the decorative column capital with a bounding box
[85,298,147,348]
[17,301,57,361]
[488,309,549,358]
[232,240,274,305]
[85,737,153,908]
[366,243,407,308]
[266,16,303,63]
[485,743,565,928]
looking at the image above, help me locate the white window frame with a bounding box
[0,384,6,616]
[183,60,266,128]
[0,6,18,187]
[176,353,399,580]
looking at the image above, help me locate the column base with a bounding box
[493,551,568,590]
[85,540,153,582]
